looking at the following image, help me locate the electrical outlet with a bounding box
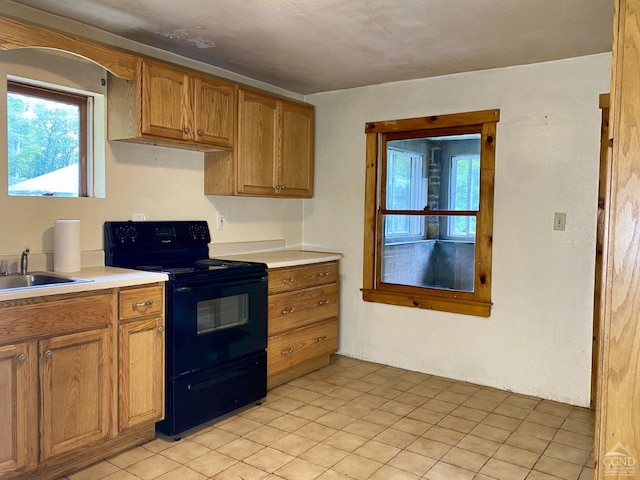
[553,212,566,231]
[132,213,146,221]
[217,213,227,230]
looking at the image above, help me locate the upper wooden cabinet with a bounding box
[280,100,314,197]
[205,88,314,198]
[109,59,235,151]
[237,90,279,196]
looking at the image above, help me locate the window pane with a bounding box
[381,214,475,292]
[7,91,81,197]
[451,154,480,210]
[385,147,425,236]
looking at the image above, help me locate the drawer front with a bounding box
[268,319,338,377]
[268,261,339,294]
[0,291,113,345]
[119,285,163,320]
[269,284,338,336]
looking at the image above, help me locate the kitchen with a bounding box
[0,0,630,479]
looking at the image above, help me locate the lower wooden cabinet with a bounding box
[267,261,339,388]
[0,285,164,480]
[39,328,111,460]
[0,343,37,474]
[118,284,164,431]
[118,316,164,430]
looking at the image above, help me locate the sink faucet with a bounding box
[20,248,29,275]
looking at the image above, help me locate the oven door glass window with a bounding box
[197,294,249,335]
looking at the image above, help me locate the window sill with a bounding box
[361,288,492,317]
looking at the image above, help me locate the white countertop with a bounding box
[0,249,340,301]
[0,266,168,302]
[218,250,342,269]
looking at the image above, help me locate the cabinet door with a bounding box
[40,328,111,460]
[280,101,314,197]
[237,89,279,195]
[119,317,164,430]
[0,343,37,474]
[140,60,192,140]
[194,77,235,147]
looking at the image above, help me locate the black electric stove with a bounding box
[104,221,268,437]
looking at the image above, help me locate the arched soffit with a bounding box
[0,16,137,80]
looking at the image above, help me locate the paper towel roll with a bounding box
[54,219,81,273]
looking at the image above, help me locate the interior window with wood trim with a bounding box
[7,80,90,197]
[362,109,499,317]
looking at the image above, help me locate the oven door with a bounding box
[168,274,267,378]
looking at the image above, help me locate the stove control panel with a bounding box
[104,221,211,248]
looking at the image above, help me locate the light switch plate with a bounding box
[217,213,227,230]
[554,212,566,231]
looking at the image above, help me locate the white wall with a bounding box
[0,47,304,257]
[304,53,611,407]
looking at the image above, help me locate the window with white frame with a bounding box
[448,154,480,238]
[385,148,425,238]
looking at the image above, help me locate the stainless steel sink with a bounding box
[0,272,91,290]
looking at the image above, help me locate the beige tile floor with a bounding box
[61,355,595,480]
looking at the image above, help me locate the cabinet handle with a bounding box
[158,326,165,333]
[133,300,154,308]
[282,277,297,284]
[281,347,294,355]
[317,336,329,342]
[318,299,330,305]
[275,185,281,191]
[18,353,27,362]
[197,129,203,136]
[44,350,52,358]
[318,272,330,277]
[282,307,295,315]
[281,185,286,190]
[183,127,190,134]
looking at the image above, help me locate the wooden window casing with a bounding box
[7,81,89,197]
[362,109,500,317]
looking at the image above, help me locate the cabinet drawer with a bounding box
[268,261,338,294]
[0,291,113,345]
[269,284,338,335]
[268,319,338,377]
[119,285,163,320]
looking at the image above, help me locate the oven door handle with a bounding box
[187,364,257,390]
[175,276,267,293]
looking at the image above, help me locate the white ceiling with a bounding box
[9,0,613,95]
